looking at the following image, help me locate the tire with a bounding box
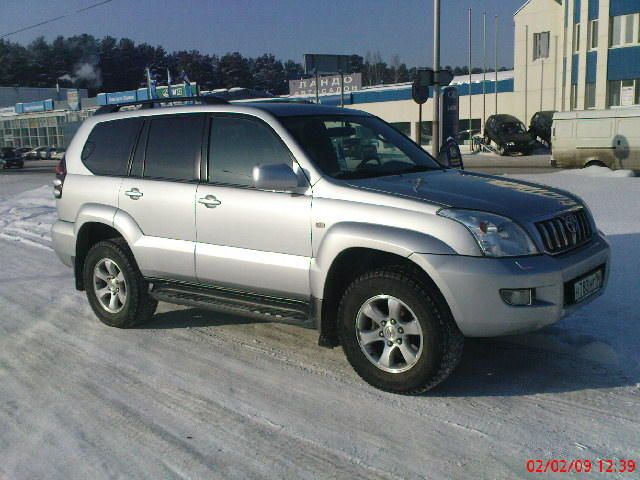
[497,144,507,156]
[83,238,157,328]
[338,268,464,394]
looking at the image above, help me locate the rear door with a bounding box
[616,116,640,169]
[118,113,205,281]
[194,114,312,299]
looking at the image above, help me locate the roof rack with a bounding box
[94,95,228,115]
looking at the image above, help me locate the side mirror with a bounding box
[437,138,464,170]
[252,163,300,191]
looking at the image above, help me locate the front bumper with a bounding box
[410,232,610,337]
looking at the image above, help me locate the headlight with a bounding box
[438,209,538,257]
[506,142,515,146]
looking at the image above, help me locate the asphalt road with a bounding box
[0,160,56,197]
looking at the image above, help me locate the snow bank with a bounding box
[554,165,636,178]
[510,169,640,374]
[0,185,55,250]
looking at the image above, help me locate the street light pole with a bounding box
[432,0,441,156]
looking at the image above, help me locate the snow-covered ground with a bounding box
[0,168,638,479]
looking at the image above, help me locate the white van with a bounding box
[551,107,640,169]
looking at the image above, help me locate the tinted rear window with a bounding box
[144,114,204,181]
[81,118,143,176]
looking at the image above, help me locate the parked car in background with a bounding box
[39,147,57,159]
[551,107,640,170]
[483,114,536,155]
[15,147,31,159]
[51,148,66,160]
[25,146,48,159]
[529,111,556,147]
[0,147,24,169]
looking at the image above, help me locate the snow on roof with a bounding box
[450,70,514,85]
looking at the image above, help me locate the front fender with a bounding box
[310,222,456,299]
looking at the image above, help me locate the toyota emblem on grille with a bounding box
[564,214,579,234]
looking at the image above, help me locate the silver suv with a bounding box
[52,98,610,394]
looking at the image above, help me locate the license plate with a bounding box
[571,268,603,304]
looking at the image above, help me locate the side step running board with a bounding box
[149,281,313,327]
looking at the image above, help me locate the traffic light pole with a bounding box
[432,0,441,157]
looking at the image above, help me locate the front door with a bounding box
[195,114,312,299]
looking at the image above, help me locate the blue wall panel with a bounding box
[608,46,640,80]
[571,54,579,84]
[611,0,640,16]
[574,0,581,22]
[588,0,599,19]
[586,51,598,83]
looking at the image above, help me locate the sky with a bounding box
[0,0,524,70]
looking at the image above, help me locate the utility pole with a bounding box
[468,8,472,133]
[483,12,487,132]
[494,15,499,115]
[432,0,441,156]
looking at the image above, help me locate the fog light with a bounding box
[500,288,534,306]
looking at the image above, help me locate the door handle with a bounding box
[124,188,143,200]
[198,195,222,208]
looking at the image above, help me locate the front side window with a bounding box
[611,15,623,46]
[208,116,293,187]
[570,84,578,110]
[81,118,143,176]
[281,115,441,179]
[608,79,640,107]
[143,114,204,181]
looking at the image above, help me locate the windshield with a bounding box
[501,122,527,135]
[280,115,442,179]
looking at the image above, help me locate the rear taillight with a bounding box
[53,157,66,199]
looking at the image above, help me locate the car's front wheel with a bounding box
[338,268,463,394]
[83,238,157,328]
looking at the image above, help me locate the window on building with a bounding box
[588,19,598,49]
[533,31,551,60]
[570,84,578,110]
[610,14,640,47]
[573,23,581,52]
[585,82,596,109]
[608,78,640,107]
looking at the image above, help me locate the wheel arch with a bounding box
[311,222,456,346]
[73,205,144,290]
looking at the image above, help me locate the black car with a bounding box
[483,114,536,155]
[529,110,556,147]
[15,147,32,159]
[0,147,24,169]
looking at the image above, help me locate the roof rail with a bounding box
[94,95,228,115]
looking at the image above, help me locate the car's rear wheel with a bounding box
[83,238,157,328]
[338,268,463,394]
[584,160,605,168]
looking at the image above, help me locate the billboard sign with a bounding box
[67,89,81,111]
[304,54,351,74]
[15,99,54,114]
[155,83,195,98]
[289,73,362,96]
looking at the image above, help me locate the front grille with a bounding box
[536,209,592,254]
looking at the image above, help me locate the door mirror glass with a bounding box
[252,163,300,191]
[437,138,464,169]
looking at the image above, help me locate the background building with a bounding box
[515,0,640,116]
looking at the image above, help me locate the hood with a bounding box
[346,169,580,220]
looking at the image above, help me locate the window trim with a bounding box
[205,112,307,190]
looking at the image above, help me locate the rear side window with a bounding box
[144,114,204,181]
[81,118,143,176]
[208,116,292,186]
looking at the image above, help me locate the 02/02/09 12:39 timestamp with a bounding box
[526,459,636,474]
